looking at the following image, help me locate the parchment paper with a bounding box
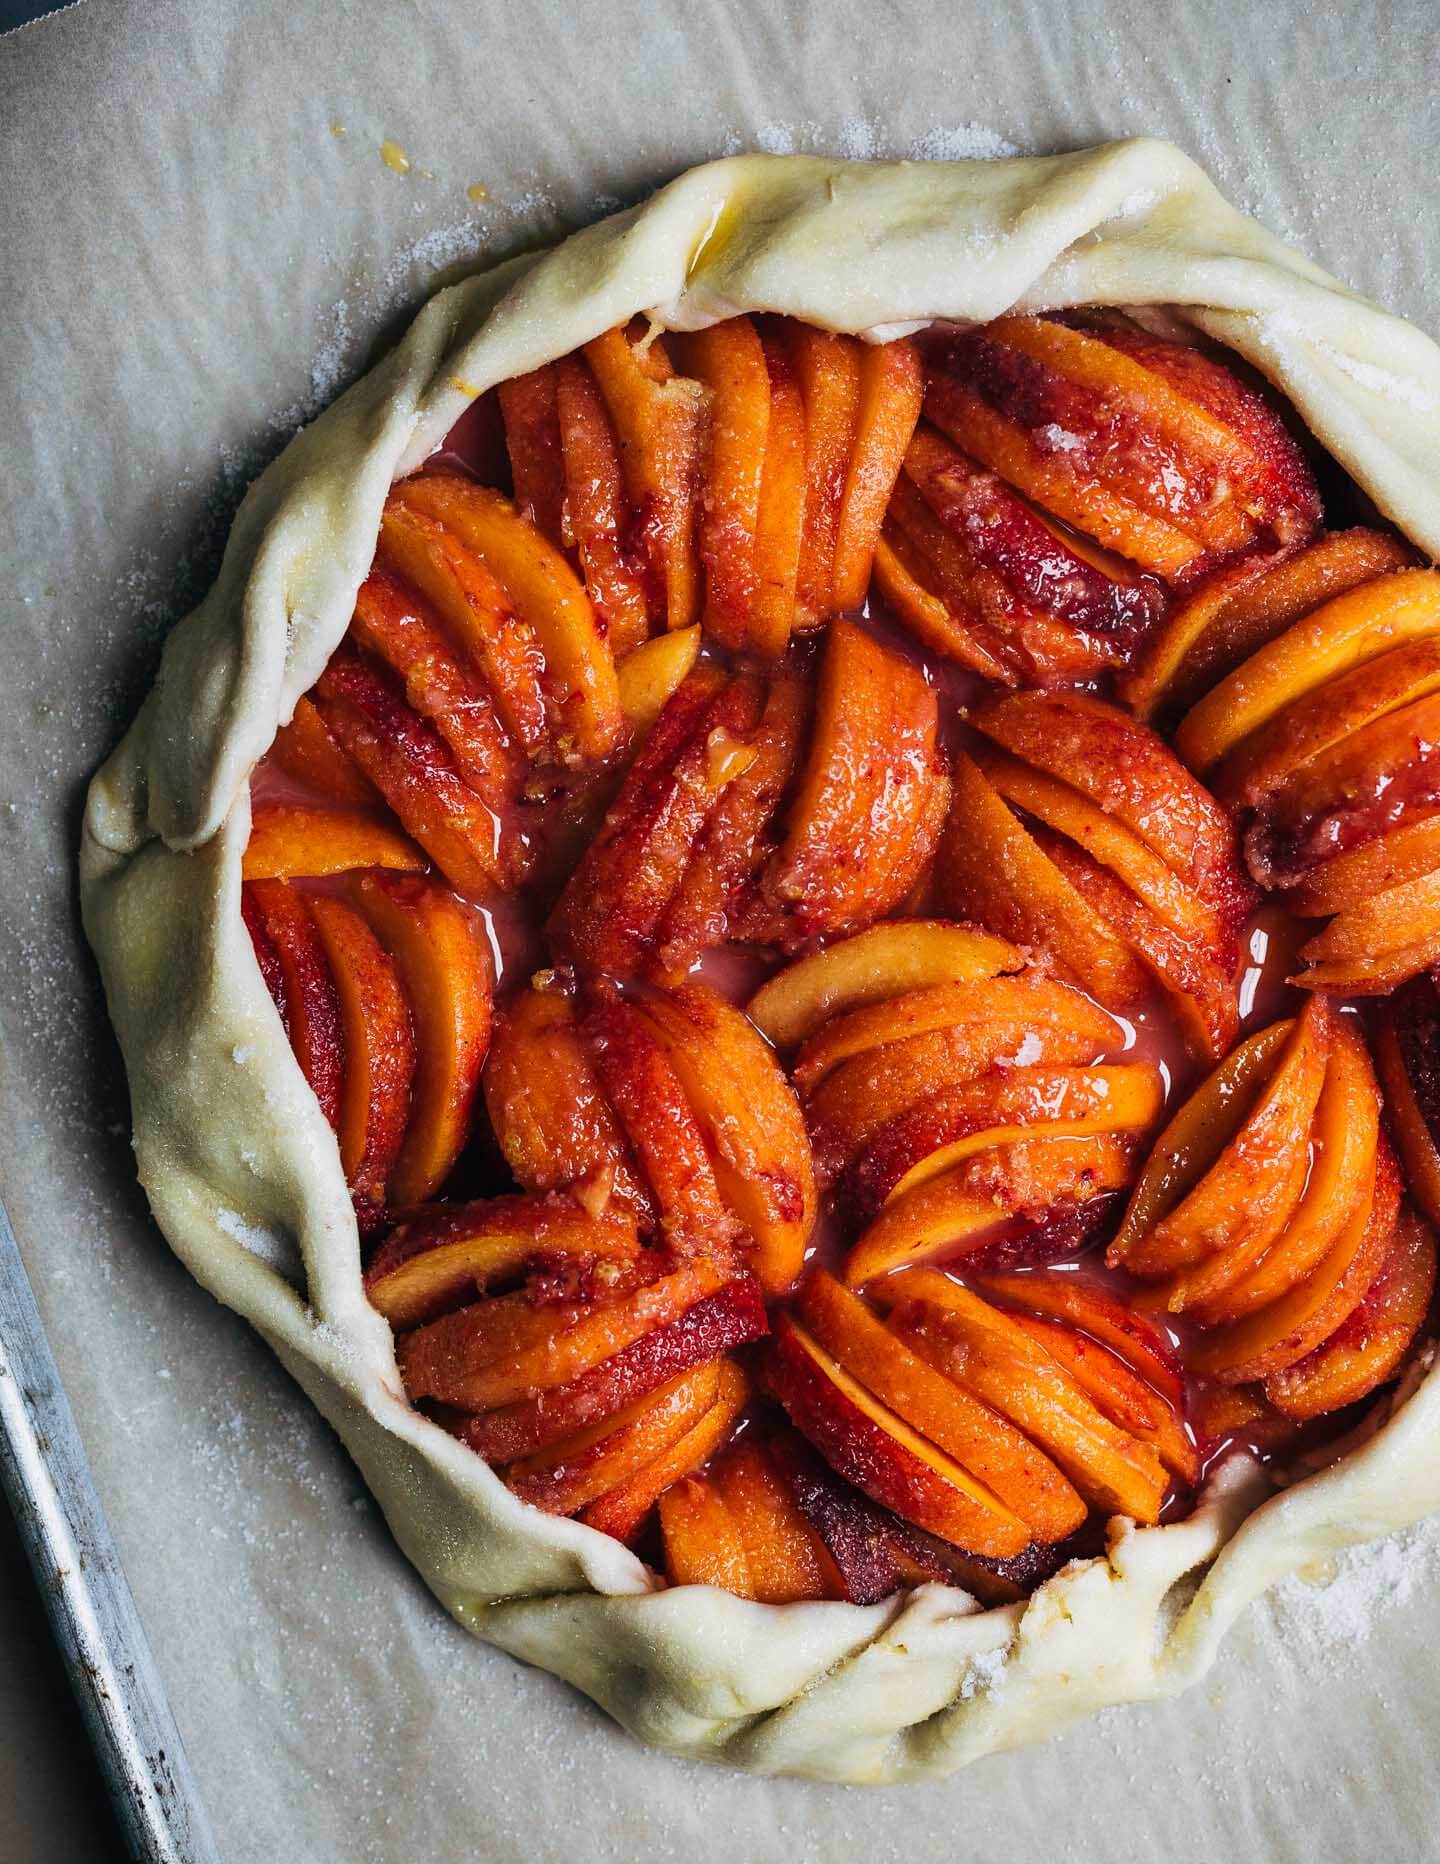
[4,2,1440,1858]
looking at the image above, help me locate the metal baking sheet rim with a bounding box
[0,1192,220,1864]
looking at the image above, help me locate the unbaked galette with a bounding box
[81,139,1440,1782]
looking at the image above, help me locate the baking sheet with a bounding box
[3,1,1440,1858]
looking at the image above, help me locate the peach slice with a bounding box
[678,317,771,650]
[1292,871,1440,994]
[1008,1314,1197,1482]
[269,696,379,805]
[581,995,743,1258]
[1110,1001,1329,1286]
[1222,639,1440,828]
[976,690,1248,920]
[307,893,416,1205]
[1266,1208,1437,1418]
[1036,830,1240,1061]
[659,1472,756,1596]
[581,1357,749,1544]
[712,1437,841,1603]
[830,337,924,611]
[349,569,524,839]
[872,522,1018,685]
[1109,1018,1297,1270]
[804,991,1129,1187]
[242,879,343,1128]
[242,801,427,882]
[364,1195,641,1330]
[770,619,949,942]
[1175,568,1440,775]
[547,666,765,975]
[940,753,1149,1009]
[765,1427,909,1605]
[796,1271,1086,1540]
[399,1256,729,1412]
[393,474,623,763]
[1123,527,1415,722]
[926,315,1319,580]
[1188,1142,1401,1385]
[968,748,1223,955]
[1376,988,1440,1229]
[787,326,863,628]
[850,1063,1163,1213]
[885,424,1166,684]
[348,872,492,1203]
[503,1361,722,1516]
[884,1270,1167,1521]
[377,495,549,757]
[583,322,707,634]
[653,668,809,975]
[1288,813,1440,920]
[615,627,701,740]
[497,363,568,547]
[766,1312,1031,1556]
[313,651,507,894]
[631,982,816,1294]
[746,920,1022,1053]
[483,985,647,1219]
[553,354,652,655]
[1180,1014,1381,1324]
[462,1277,766,1465]
[748,333,808,656]
[843,1136,1134,1288]
[976,1272,1183,1410]
[793,972,1121,1100]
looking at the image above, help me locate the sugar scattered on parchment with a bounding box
[1263,1514,1440,1657]
[740,117,1019,162]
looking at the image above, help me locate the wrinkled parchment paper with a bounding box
[4,1,1440,1857]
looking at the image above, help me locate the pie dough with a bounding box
[79,137,1440,1783]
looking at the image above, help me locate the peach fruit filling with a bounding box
[233,305,1437,1608]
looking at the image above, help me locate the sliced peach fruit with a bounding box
[659,1469,756,1595]
[631,982,816,1295]
[830,337,924,612]
[365,1195,640,1330]
[269,695,378,805]
[399,1256,729,1412]
[1123,527,1416,723]
[745,920,1022,1053]
[242,801,427,882]
[768,619,949,943]
[615,627,701,740]
[483,984,648,1218]
[766,1311,1031,1556]
[242,879,343,1128]
[313,650,507,894]
[553,353,652,655]
[582,1356,749,1545]
[711,1436,841,1603]
[883,1269,1168,1521]
[503,1361,722,1517]
[1266,1208,1437,1419]
[584,322,707,634]
[344,872,491,1203]
[462,1277,766,1466]
[843,1135,1134,1288]
[306,892,416,1206]
[796,1271,1085,1540]
[393,474,623,763]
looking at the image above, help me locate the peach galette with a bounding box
[235,297,1440,1604]
[82,145,1440,1780]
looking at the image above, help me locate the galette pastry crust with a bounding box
[81,139,1440,1782]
